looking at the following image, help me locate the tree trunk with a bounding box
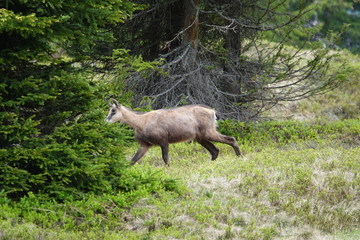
[225,30,242,66]
[224,3,243,66]
[183,0,200,47]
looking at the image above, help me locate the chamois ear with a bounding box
[110,98,120,107]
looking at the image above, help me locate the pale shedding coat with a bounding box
[105,100,241,165]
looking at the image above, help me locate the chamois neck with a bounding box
[120,106,145,131]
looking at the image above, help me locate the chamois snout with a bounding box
[105,108,118,123]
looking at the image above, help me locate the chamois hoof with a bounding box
[211,150,219,161]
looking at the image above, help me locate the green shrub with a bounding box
[218,118,360,149]
[0,69,179,202]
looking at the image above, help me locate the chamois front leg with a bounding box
[131,142,150,165]
[160,143,170,166]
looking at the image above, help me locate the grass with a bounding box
[1,122,359,239]
[117,142,359,239]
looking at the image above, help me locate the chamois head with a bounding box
[105,98,122,123]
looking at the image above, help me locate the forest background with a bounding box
[0,0,359,239]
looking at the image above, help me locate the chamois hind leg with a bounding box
[131,142,150,165]
[208,132,241,156]
[160,143,170,166]
[198,140,219,161]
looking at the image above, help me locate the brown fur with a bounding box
[105,99,241,165]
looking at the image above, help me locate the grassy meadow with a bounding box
[118,124,359,239]
[131,59,360,239]
[1,119,359,239]
[1,52,360,240]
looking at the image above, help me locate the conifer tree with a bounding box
[0,0,144,200]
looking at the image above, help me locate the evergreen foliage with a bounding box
[280,1,360,52]
[315,0,360,52]
[0,0,176,201]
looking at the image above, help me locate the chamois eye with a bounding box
[111,109,116,113]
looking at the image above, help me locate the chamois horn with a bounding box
[105,98,112,107]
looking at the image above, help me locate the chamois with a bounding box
[105,98,241,166]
